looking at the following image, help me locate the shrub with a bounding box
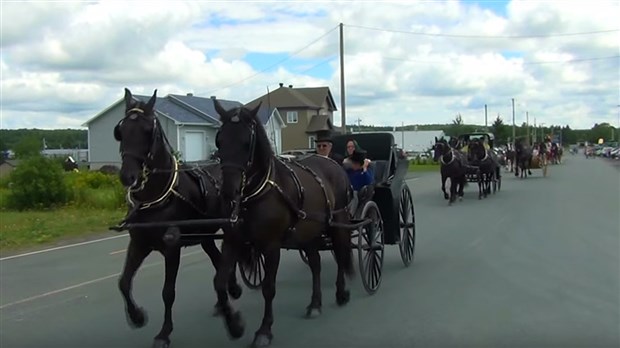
[64,171,125,209]
[6,156,69,210]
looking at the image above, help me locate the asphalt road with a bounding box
[1,156,618,348]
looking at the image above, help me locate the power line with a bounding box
[296,56,337,74]
[204,25,338,94]
[345,23,619,39]
[372,54,620,65]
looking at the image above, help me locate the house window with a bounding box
[308,135,316,148]
[286,111,298,124]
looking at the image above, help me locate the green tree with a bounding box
[491,114,508,143]
[13,136,42,159]
[7,156,68,210]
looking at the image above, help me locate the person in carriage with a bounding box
[344,149,374,215]
[314,130,345,165]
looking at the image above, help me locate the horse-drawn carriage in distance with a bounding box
[454,132,501,193]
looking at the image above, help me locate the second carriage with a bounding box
[239,132,416,295]
[457,132,502,193]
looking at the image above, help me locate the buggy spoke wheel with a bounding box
[358,201,384,295]
[239,247,264,290]
[399,184,416,267]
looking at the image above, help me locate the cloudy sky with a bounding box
[1,0,618,130]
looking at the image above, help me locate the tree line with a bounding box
[0,129,87,154]
[349,114,618,145]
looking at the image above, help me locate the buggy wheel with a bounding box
[399,184,416,267]
[238,247,264,290]
[358,201,384,295]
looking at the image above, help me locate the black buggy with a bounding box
[239,132,416,294]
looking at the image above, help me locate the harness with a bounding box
[219,118,344,233]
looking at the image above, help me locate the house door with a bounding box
[184,131,205,162]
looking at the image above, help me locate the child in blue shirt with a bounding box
[346,150,374,191]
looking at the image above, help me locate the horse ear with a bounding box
[145,89,157,113]
[250,101,262,117]
[213,99,230,121]
[124,88,133,109]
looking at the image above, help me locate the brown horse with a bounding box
[113,88,242,348]
[211,100,355,347]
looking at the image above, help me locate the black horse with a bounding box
[514,138,533,179]
[211,100,355,347]
[113,88,242,348]
[469,139,500,196]
[433,137,481,203]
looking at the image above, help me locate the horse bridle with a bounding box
[116,108,159,166]
[216,112,261,223]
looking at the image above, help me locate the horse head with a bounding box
[213,99,268,208]
[433,137,451,162]
[113,88,165,189]
[469,139,487,162]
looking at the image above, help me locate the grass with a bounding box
[0,207,125,251]
[408,163,440,172]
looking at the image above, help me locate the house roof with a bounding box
[169,94,242,124]
[306,115,335,133]
[255,105,285,127]
[82,94,243,127]
[245,85,337,111]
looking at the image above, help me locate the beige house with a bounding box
[245,83,340,151]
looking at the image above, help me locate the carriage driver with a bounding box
[314,131,345,165]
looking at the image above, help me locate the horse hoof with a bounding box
[459,196,463,201]
[152,338,170,348]
[251,333,273,348]
[228,282,243,300]
[443,194,449,200]
[305,306,322,319]
[126,307,148,329]
[336,290,350,306]
[225,310,245,340]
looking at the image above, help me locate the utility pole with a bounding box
[526,111,529,145]
[339,23,346,132]
[484,104,488,130]
[511,98,516,149]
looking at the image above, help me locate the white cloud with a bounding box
[1,0,618,131]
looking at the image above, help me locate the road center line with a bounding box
[0,250,203,311]
[109,249,126,255]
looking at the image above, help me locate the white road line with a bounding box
[0,249,203,311]
[0,234,129,261]
[109,249,126,255]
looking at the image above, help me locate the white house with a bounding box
[83,93,285,170]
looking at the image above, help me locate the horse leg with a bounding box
[201,240,242,300]
[449,176,457,204]
[458,176,465,200]
[304,246,322,318]
[119,238,151,329]
[251,246,281,348]
[331,221,353,306]
[152,248,181,348]
[441,173,449,200]
[214,239,245,340]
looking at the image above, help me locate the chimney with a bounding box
[187,93,193,97]
[288,85,293,88]
[210,96,216,99]
[279,83,284,87]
